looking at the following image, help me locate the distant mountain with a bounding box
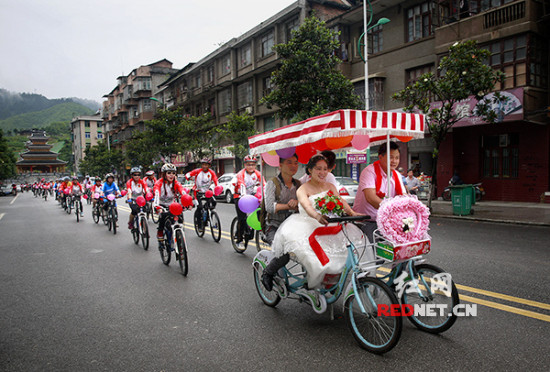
[0,89,70,120]
[0,102,94,132]
[0,89,101,120]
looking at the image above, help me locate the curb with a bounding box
[431,213,550,227]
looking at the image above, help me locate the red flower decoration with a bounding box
[318,199,325,207]
[327,190,334,196]
[326,201,336,211]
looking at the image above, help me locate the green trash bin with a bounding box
[450,185,473,216]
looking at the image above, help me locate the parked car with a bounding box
[0,184,13,196]
[334,176,359,206]
[215,173,237,203]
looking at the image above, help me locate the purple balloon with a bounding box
[276,147,296,159]
[238,194,260,214]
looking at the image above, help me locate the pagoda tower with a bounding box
[16,130,67,174]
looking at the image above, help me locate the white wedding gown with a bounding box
[272,191,369,288]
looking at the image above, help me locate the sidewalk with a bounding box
[427,200,550,227]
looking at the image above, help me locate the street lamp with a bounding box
[361,0,390,110]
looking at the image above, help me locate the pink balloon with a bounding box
[145,192,154,201]
[120,190,127,196]
[351,134,370,151]
[214,185,223,196]
[86,184,91,189]
[107,194,115,201]
[94,193,100,199]
[261,152,279,167]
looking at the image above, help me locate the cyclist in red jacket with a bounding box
[153,163,186,243]
[234,155,264,244]
[185,158,219,199]
[125,167,150,229]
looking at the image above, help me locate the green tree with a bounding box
[261,16,362,121]
[392,40,505,208]
[219,111,257,169]
[0,129,17,180]
[79,142,123,177]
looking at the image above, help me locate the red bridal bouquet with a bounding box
[314,190,345,217]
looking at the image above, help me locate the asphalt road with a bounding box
[1,192,549,371]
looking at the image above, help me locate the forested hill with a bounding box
[0,102,94,132]
[0,89,100,119]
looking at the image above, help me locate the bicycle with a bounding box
[128,198,150,250]
[372,230,460,334]
[103,194,119,234]
[157,202,189,276]
[92,197,102,224]
[230,216,267,253]
[193,192,221,242]
[71,194,82,223]
[253,215,402,354]
[65,193,72,215]
[43,188,48,201]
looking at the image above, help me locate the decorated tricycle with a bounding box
[247,109,459,354]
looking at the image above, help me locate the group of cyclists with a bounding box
[32,157,266,249]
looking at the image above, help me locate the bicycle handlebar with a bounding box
[325,215,371,223]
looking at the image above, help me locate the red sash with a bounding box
[308,225,343,266]
[373,160,405,198]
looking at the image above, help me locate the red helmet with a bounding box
[243,155,257,164]
[200,158,211,164]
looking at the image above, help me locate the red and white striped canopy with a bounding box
[248,109,425,155]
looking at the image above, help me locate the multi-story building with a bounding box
[326,0,549,202]
[102,59,178,150]
[71,114,103,174]
[157,0,352,175]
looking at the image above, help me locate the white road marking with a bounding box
[10,194,18,205]
[0,213,5,221]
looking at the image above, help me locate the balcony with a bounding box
[434,0,541,53]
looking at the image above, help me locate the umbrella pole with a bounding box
[387,132,391,198]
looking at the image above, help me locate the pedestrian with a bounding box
[405,169,421,195]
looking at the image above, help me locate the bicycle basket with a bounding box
[373,230,431,261]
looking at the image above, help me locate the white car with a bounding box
[334,176,359,206]
[215,173,237,203]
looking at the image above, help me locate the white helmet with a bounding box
[161,163,177,173]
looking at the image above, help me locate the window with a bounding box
[482,134,519,178]
[261,30,274,57]
[138,78,151,91]
[221,54,231,76]
[85,121,90,128]
[206,65,214,83]
[353,78,385,110]
[97,133,103,139]
[262,76,273,97]
[85,132,91,139]
[219,88,232,115]
[529,36,548,88]
[195,73,201,88]
[285,17,300,42]
[143,100,152,112]
[367,24,384,54]
[406,64,434,84]
[264,116,275,132]
[97,122,102,128]
[237,81,253,108]
[486,34,528,89]
[407,2,434,42]
[240,44,251,67]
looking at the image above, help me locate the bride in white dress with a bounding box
[272,154,368,288]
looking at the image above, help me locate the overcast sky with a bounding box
[0,0,296,103]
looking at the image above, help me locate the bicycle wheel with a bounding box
[66,201,72,215]
[401,263,459,334]
[210,211,221,242]
[92,206,100,224]
[194,209,205,237]
[253,264,280,307]
[255,231,270,252]
[112,209,117,235]
[151,209,159,224]
[107,211,112,231]
[175,229,188,276]
[344,277,402,354]
[230,217,246,253]
[159,232,171,265]
[132,219,140,244]
[75,202,80,223]
[140,216,149,250]
[102,208,108,225]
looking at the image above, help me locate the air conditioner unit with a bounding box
[245,107,253,114]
